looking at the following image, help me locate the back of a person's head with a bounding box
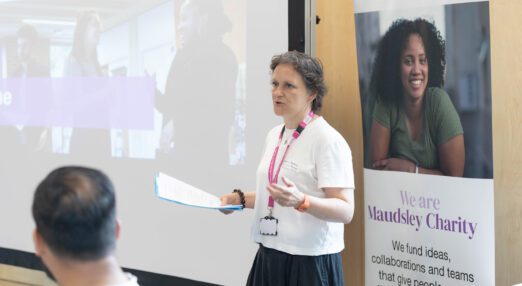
[32,166,117,261]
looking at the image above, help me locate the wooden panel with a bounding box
[490,1,522,285]
[0,264,56,286]
[316,1,365,285]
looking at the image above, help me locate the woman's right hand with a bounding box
[373,157,416,173]
[219,193,239,215]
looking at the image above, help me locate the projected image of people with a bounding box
[157,0,237,181]
[369,19,465,176]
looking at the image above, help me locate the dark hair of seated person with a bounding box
[32,166,117,261]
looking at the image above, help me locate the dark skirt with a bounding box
[246,244,344,286]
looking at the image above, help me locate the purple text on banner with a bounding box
[0,76,155,129]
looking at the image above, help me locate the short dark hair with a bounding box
[370,18,445,103]
[17,25,38,41]
[32,166,117,261]
[270,51,327,112]
[187,0,232,36]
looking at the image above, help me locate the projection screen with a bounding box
[0,0,290,284]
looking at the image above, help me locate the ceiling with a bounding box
[0,0,168,40]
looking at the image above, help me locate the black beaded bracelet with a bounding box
[233,189,246,209]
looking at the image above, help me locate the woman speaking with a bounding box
[221,51,355,285]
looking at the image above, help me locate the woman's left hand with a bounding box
[267,176,305,208]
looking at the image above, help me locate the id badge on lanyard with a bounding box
[259,111,314,236]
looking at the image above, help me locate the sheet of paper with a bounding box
[155,172,242,210]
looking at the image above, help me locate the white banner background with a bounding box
[364,169,494,285]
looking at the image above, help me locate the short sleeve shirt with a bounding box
[251,117,354,256]
[372,87,463,169]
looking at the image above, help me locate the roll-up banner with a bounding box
[353,1,494,285]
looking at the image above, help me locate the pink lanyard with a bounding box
[267,111,314,208]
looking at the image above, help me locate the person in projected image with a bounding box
[220,51,355,285]
[1,25,50,153]
[60,10,111,157]
[64,11,103,77]
[157,0,237,188]
[32,166,139,286]
[12,25,49,78]
[369,18,465,176]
